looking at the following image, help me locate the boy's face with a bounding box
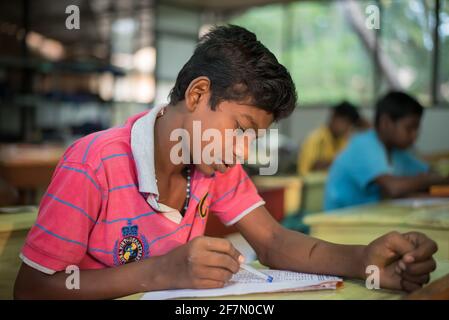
[329,115,353,138]
[383,114,422,149]
[183,97,274,176]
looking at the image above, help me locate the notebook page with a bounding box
[231,270,341,283]
[141,269,342,300]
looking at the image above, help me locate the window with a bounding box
[288,1,375,107]
[229,5,284,61]
[228,0,447,108]
[440,0,449,104]
[380,0,435,106]
[230,1,376,107]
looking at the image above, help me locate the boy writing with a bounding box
[15,26,437,299]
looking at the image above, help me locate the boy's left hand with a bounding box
[363,231,438,292]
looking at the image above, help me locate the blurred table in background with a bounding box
[0,144,64,204]
[304,198,449,260]
[252,175,302,217]
[431,185,449,197]
[205,175,302,238]
[422,150,449,176]
[0,206,37,299]
[205,185,285,238]
[299,172,327,214]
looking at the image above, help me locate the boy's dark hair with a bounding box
[168,25,297,121]
[332,101,360,124]
[374,91,424,127]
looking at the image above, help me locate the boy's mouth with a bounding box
[215,163,229,174]
[213,161,234,174]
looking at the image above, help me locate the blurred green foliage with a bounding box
[440,0,449,104]
[229,0,449,108]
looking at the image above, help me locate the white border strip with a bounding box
[19,253,56,275]
[225,200,266,226]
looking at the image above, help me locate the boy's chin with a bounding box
[395,142,414,150]
[194,163,231,177]
[195,163,218,177]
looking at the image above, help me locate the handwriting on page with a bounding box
[141,269,343,299]
[231,270,339,283]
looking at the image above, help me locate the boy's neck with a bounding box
[326,123,338,140]
[154,104,187,178]
[375,127,393,153]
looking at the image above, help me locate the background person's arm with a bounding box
[310,159,332,171]
[375,173,449,199]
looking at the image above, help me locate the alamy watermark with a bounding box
[365,265,380,290]
[365,4,380,30]
[169,121,279,175]
[65,265,80,290]
[65,5,80,30]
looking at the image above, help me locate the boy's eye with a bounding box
[236,122,245,132]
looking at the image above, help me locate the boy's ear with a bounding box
[184,77,211,112]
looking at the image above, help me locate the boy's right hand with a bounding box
[160,236,244,289]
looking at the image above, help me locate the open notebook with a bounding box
[141,269,343,300]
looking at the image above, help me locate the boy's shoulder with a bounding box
[307,125,330,142]
[62,127,131,169]
[61,111,148,169]
[302,126,331,150]
[335,129,382,166]
[347,129,379,150]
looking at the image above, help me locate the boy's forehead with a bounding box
[244,109,274,130]
[226,101,274,127]
[395,114,422,126]
[399,113,421,121]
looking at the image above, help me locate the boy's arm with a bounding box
[14,257,168,300]
[310,159,332,172]
[235,206,437,292]
[235,206,365,278]
[14,237,242,299]
[375,173,449,198]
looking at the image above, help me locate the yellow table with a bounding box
[121,260,449,300]
[300,172,327,214]
[253,176,302,217]
[0,144,64,189]
[422,150,449,176]
[252,173,328,216]
[0,208,37,299]
[304,200,449,260]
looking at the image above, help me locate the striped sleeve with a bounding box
[20,162,102,274]
[209,164,265,226]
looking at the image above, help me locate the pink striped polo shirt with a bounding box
[20,106,265,274]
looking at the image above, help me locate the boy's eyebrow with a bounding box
[241,114,259,131]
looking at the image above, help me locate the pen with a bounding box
[240,264,273,283]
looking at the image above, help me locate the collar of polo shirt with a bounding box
[131,104,185,224]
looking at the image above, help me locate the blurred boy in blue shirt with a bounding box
[324,91,449,211]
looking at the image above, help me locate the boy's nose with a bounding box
[234,143,250,162]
